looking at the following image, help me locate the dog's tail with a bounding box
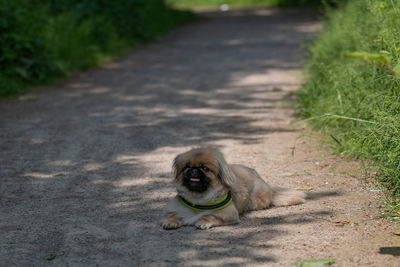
[271,187,306,207]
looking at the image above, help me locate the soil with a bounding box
[1,8,399,267]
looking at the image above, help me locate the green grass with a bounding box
[0,0,193,97]
[297,0,400,219]
[166,0,323,8]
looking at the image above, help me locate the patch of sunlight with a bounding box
[181,108,221,115]
[113,177,171,188]
[29,138,46,145]
[108,122,137,128]
[103,62,123,69]
[91,179,111,185]
[114,177,153,187]
[117,94,154,101]
[23,172,68,179]
[113,154,138,165]
[62,92,83,98]
[294,22,322,33]
[83,163,106,171]
[231,70,300,87]
[232,73,273,86]
[89,87,109,94]
[253,9,275,16]
[47,160,75,166]
[66,82,91,89]
[109,118,167,128]
[87,112,109,117]
[179,89,203,96]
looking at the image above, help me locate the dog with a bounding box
[161,146,306,230]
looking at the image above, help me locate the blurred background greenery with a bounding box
[0,0,193,96]
[166,0,324,8]
[166,0,323,7]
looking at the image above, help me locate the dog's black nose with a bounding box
[189,168,199,177]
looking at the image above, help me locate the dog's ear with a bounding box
[173,152,186,180]
[215,150,237,188]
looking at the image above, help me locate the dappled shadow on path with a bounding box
[0,8,321,266]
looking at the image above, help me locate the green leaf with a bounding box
[46,254,57,261]
[345,51,391,65]
[293,258,336,267]
[330,134,341,145]
[393,63,400,77]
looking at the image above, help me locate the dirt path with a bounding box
[1,8,399,266]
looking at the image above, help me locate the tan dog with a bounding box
[161,147,306,230]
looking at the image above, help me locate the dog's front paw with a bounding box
[195,221,213,230]
[162,220,181,230]
[195,215,223,230]
[161,212,182,230]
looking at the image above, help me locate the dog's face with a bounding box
[175,151,217,193]
[173,147,236,195]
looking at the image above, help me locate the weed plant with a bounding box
[298,0,400,217]
[0,0,193,96]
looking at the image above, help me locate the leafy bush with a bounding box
[0,0,193,96]
[298,0,400,208]
[0,1,55,94]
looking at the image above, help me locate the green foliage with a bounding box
[0,0,193,96]
[344,51,391,65]
[345,51,400,78]
[166,0,324,8]
[0,1,56,95]
[298,0,400,212]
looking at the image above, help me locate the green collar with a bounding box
[178,191,232,211]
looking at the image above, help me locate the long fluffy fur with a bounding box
[271,187,306,207]
[161,147,306,230]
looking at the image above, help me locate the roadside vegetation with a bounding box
[0,0,193,97]
[298,0,400,219]
[166,0,322,8]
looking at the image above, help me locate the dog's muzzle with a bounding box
[183,167,210,193]
[188,168,200,181]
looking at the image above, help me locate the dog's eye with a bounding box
[202,165,210,172]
